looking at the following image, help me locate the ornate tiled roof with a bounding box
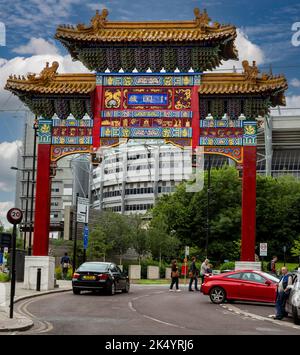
[55,8,238,72]
[5,61,287,103]
[56,8,237,44]
[200,64,288,96]
[5,62,95,95]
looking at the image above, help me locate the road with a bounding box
[11,285,300,335]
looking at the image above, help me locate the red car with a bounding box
[201,270,279,304]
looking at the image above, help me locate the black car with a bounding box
[72,262,130,295]
[285,271,300,325]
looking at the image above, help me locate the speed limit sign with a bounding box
[7,208,23,225]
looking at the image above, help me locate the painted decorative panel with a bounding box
[101,127,192,139]
[243,122,257,146]
[204,146,243,164]
[99,74,201,87]
[38,120,52,144]
[123,89,172,109]
[199,120,257,147]
[101,110,193,118]
[51,145,92,161]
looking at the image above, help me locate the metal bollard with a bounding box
[36,268,41,291]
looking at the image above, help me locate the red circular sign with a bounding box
[7,208,23,225]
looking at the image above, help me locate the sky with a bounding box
[0,0,300,227]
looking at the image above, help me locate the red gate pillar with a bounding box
[32,144,52,256]
[93,83,103,150]
[192,85,200,149]
[241,146,257,261]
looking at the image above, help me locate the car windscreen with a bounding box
[77,263,109,272]
[260,272,280,283]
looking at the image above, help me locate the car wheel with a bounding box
[292,306,300,325]
[108,282,116,296]
[209,287,226,304]
[73,288,81,295]
[122,282,130,293]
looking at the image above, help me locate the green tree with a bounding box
[148,216,181,264]
[291,236,300,258]
[150,166,300,262]
[87,227,114,261]
[130,215,150,264]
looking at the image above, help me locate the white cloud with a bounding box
[0,141,22,192]
[13,37,60,56]
[290,78,300,88]
[0,53,89,112]
[0,201,14,229]
[214,29,265,72]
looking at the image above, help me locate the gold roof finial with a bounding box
[26,61,59,82]
[91,8,109,31]
[194,7,211,28]
[242,60,259,82]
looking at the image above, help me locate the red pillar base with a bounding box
[241,146,257,261]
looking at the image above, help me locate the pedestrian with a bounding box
[61,252,71,280]
[200,258,210,284]
[273,266,293,320]
[267,256,278,275]
[169,259,181,292]
[188,256,199,292]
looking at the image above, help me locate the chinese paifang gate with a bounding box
[5,8,288,262]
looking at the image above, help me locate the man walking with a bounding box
[61,252,71,280]
[274,266,293,320]
[189,257,199,292]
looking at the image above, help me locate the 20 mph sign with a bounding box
[7,208,23,225]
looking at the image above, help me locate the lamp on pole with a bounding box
[28,118,39,256]
[206,155,211,259]
[10,167,30,251]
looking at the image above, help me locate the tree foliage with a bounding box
[150,167,300,262]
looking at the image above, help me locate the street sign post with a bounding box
[283,245,287,266]
[6,208,23,319]
[83,225,89,263]
[259,243,268,257]
[77,197,89,224]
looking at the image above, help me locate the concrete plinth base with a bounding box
[23,256,55,291]
[235,261,261,271]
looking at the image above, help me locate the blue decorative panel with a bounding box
[101,127,192,139]
[52,118,94,127]
[101,110,193,118]
[127,93,168,106]
[98,74,201,87]
[199,137,243,146]
[243,122,257,146]
[200,120,243,128]
[38,120,52,144]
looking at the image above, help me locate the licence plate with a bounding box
[83,275,96,280]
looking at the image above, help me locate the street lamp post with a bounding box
[206,155,211,259]
[28,118,38,256]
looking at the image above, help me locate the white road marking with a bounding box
[128,302,136,312]
[143,315,185,329]
[222,304,300,330]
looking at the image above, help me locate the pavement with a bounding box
[0,280,72,332]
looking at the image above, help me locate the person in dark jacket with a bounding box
[189,256,199,291]
[61,253,71,280]
[169,260,181,292]
[274,266,293,320]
